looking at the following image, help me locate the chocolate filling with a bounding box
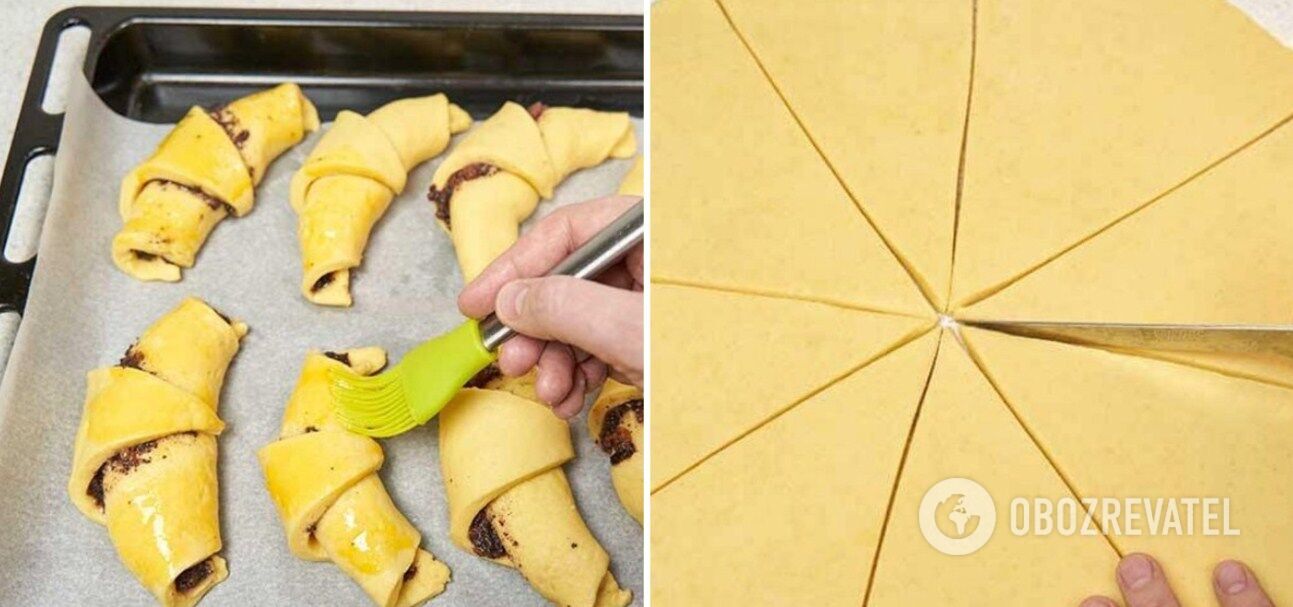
[427,163,499,229]
[403,564,418,582]
[323,351,351,366]
[86,437,169,508]
[145,179,231,213]
[174,558,215,594]
[468,508,507,559]
[305,522,318,540]
[310,271,336,293]
[208,107,251,150]
[303,426,319,434]
[119,345,144,370]
[527,101,548,120]
[464,363,502,389]
[598,399,643,465]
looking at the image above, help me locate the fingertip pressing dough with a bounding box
[964,328,1293,606]
[259,348,450,607]
[651,0,929,316]
[588,380,644,524]
[428,101,636,281]
[291,94,471,306]
[651,282,932,490]
[951,0,1293,307]
[652,331,938,605]
[439,388,631,607]
[867,332,1120,605]
[718,0,972,310]
[115,83,317,282]
[68,298,246,607]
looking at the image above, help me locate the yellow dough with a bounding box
[429,101,635,281]
[68,298,247,607]
[965,328,1293,606]
[587,380,644,524]
[439,388,631,607]
[651,283,932,490]
[962,118,1293,325]
[653,331,937,606]
[291,95,471,305]
[115,83,318,281]
[951,0,1293,307]
[719,0,971,309]
[617,156,643,196]
[259,348,450,606]
[868,332,1119,605]
[651,0,928,316]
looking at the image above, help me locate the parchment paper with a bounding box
[0,73,643,606]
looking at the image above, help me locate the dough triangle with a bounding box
[965,328,1293,606]
[869,332,1119,605]
[652,331,938,606]
[651,0,929,316]
[962,119,1293,325]
[952,0,1293,307]
[718,0,971,310]
[650,283,932,490]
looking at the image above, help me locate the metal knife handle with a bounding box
[478,198,644,351]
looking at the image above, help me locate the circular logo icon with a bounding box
[919,477,996,556]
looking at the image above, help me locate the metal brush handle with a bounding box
[478,199,644,351]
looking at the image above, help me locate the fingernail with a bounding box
[1117,554,1155,589]
[1080,597,1116,607]
[1215,561,1250,595]
[497,283,529,320]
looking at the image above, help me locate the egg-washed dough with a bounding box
[616,156,642,196]
[651,283,932,490]
[428,101,636,281]
[291,94,471,306]
[438,388,632,607]
[718,0,971,310]
[950,0,1293,308]
[587,380,644,524]
[651,0,928,316]
[962,118,1293,326]
[964,328,1293,606]
[653,331,937,606]
[259,348,450,606]
[68,298,247,607]
[868,332,1119,605]
[115,83,318,282]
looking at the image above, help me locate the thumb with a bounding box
[494,276,642,374]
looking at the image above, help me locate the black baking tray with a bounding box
[0,6,643,313]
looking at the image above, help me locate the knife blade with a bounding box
[964,321,1293,358]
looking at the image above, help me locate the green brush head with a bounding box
[330,319,497,437]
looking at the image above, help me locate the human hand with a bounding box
[458,195,644,419]
[1080,553,1274,607]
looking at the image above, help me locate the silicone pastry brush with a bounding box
[329,199,644,437]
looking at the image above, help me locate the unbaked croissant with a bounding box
[428,101,636,281]
[115,83,318,281]
[588,380,644,525]
[260,348,450,606]
[68,297,247,607]
[617,156,643,197]
[439,387,632,607]
[290,95,471,305]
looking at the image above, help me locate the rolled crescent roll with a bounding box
[428,101,637,281]
[617,156,643,197]
[260,348,450,606]
[115,83,318,282]
[588,380,644,525]
[291,95,471,306]
[440,388,631,607]
[68,298,247,607]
